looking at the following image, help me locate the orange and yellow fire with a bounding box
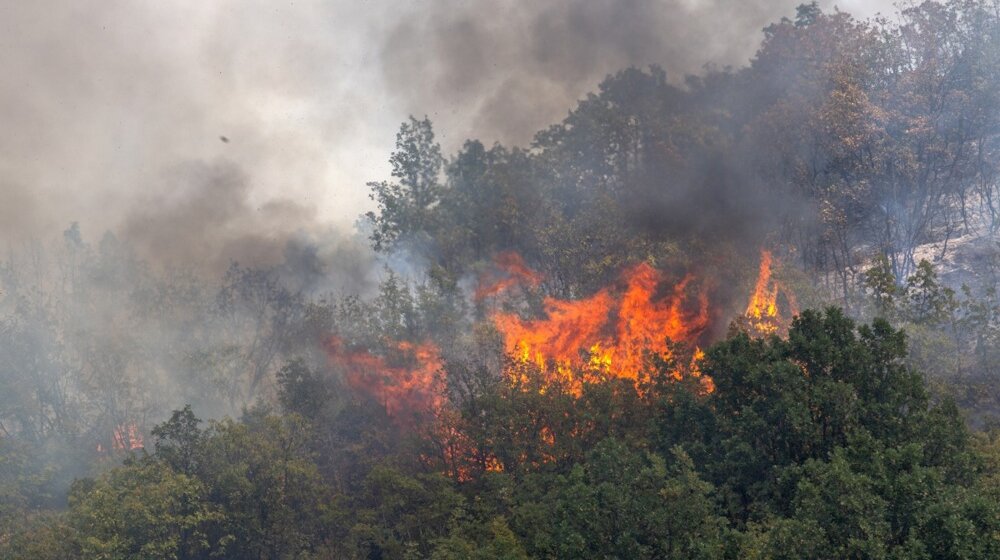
[490,262,713,395]
[743,250,798,336]
[326,249,796,419]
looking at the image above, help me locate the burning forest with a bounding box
[8,1,1000,559]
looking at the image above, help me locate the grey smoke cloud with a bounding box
[120,160,316,271]
[0,0,388,264]
[379,0,895,147]
[0,0,893,268]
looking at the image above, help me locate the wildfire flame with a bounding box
[743,250,798,336]
[98,422,144,453]
[475,251,543,299]
[324,250,795,423]
[322,250,798,478]
[114,423,144,450]
[325,337,444,418]
[490,262,713,395]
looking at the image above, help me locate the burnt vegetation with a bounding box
[8,2,1000,558]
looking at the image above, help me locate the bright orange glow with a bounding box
[475,251,543,300]
[325,337,444,418]
[689,348,714,393]
[320,250,802,479]
[744,250,798,336]
[324,251,795,419]
[485,456,504,473]
[490,262,713,395]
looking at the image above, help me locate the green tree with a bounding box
[151,405,204,477]
[904,259,957,326]
[339,465,464,559]
[864,255,900,319]
[68,461,221,560]
[658,308,999,556]
[510,439,724,559]
[431,516,529,560]
[366,116,444,251]
[197,412,330,559]
[276,358,330,420]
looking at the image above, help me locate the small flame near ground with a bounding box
[97,422,144,453]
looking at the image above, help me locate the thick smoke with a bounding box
[119,161,311,271]
[1,0,892,271]
[0,1,897,425]
[0,0,902,504]
[0,0,388,269]
[380,0,894,147]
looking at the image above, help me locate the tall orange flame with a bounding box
[319,251,804,480]
[490,262,713,395]
[743,250,798,336]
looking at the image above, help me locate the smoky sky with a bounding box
[0,0,893,270]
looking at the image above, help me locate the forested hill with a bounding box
[7,2,1000,558]
[366,0,1000,298]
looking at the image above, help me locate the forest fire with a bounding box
[96,422,144,453]
[742,250,798,337]
[489,262,713,395]
[328,250,796,416]
[475,251,543,299]
[113,423,144,451]
[16,3,1000,553]
[325,337,445,418]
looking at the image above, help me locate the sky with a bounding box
[0,0,893,268]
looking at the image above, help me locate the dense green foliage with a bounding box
[6,310,1000,559]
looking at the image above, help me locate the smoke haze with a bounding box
[1,0,892,269]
